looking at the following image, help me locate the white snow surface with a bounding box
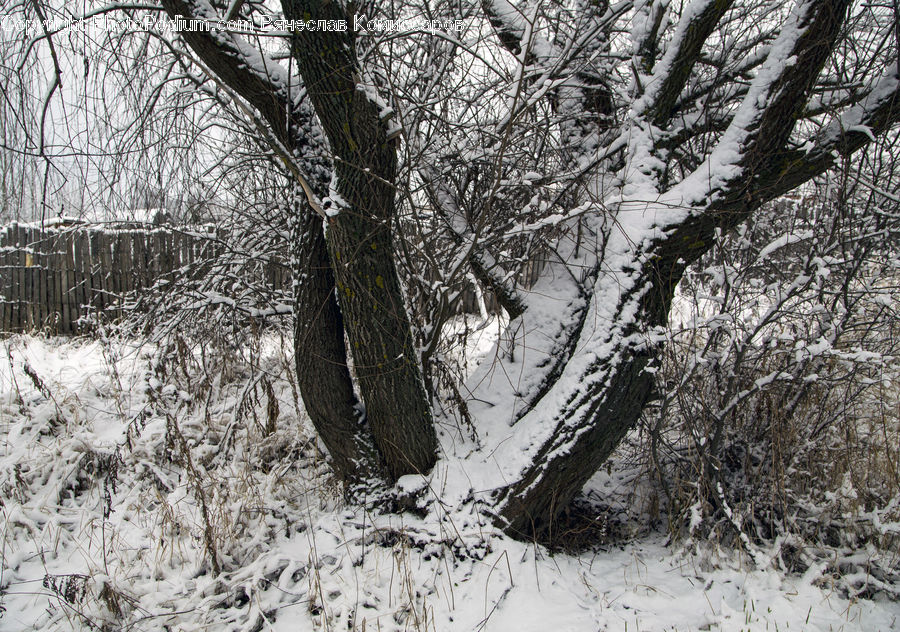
[1,335,897,631]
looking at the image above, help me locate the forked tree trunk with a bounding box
[325,199,437,479]
[162,0,897,533]
[491,0,861,537]
[496,317,662,536]
[495,242,688,536]
[160,0,386,485]
[164,0,436,483]
[283,0,437,479]
[291,208,384,485]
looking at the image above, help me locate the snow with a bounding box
[633,0,713,114]
[756,230,813,262]
[661,1,820,213]
[325,173,350,218]
[2,334,897,631]
[814,69,900,153]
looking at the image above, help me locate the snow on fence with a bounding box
[0,221,289,334]
[1,220,545,335]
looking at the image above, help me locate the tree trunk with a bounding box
[292,206,384,485]
[159,0,385,485]
[325,201,437,479]
[159,0,899,530]
[496,257,677,537]
[283,0,437,479]
[491,0,860,538]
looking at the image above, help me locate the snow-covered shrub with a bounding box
[644,181,900,597]
[0,330,338,630]
[124,208,293,344]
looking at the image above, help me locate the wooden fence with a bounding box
[0,222,289,335]
[1,221,545,336]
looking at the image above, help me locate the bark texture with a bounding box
[160,0,384,484]
[160,0,899,535]
[292,208,384,484]
[496,0,861,537]
[497,269,671,537]
[282,0,437,479]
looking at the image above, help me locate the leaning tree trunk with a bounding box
[488,0,866,538]
[283,0,437,479]
[324,196,438,479]
[493,237,682,536]
[160,0,386,484]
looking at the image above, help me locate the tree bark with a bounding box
[282,0,437,479]
[160,0,898,529]
[160,0,385,484]
[494,0,863,537]
[292,206,384,485]
[496,259,674,537]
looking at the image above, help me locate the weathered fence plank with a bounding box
[1,228,9,331]
[51,231,62,331]
[16,225,27,331]
[133,229,146,292]
[72,231,85,330]
[114,233,125,321]
[35,228,47,329]
[89,230,102,314]
[25,226,37,330]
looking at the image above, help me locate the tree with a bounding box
[6,0,899,538]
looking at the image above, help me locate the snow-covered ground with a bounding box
[1,334,898,631]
